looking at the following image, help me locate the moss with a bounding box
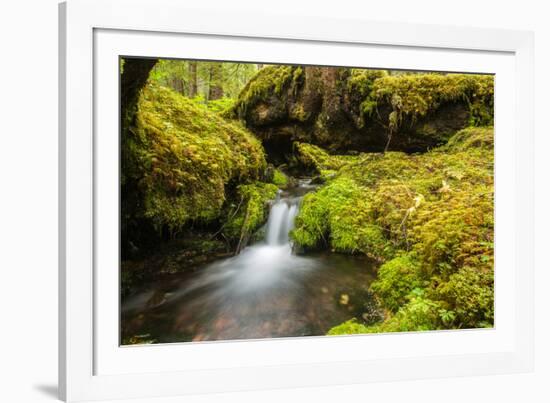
[222,182,278,242]
[233,66,493,154]
[347,69,388,120]
[294,140,493,262]
[293,142,357,176]
[370,73,494,125]
[292,127,494,333]
[444,126,494,152]
[124,84,267,234]
[408,183,494,278]
[232,65,303,118]
[122,334,157,345]
[370,254,424,312]
[291,176,391,257]
[434,265,494,328]
[329,290,445,335]
[271,169,289,187]
[289,103,310,122]
[205,96,235,115]
[348,69,388,98]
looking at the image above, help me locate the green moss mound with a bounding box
[367,73,494,125]
[292,126,494,332]
[271,169,289,187]
[123,84,267,236]
[293,142,355,175]
[370,254,424,312]
[444,126,494,151]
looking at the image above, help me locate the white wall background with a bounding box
[0,0,547,402]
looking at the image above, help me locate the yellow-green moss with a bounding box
[205,96,235,115]
[444,126,494,152]
[348,69,388,98]
[232,65,303,117]
[347,69,388,123]
[293,142,358,177]
[126,84,267,232]
[292,127,494,331]
[222,182,278,241]
[328,289,446,335]
[370,73,494,126]
[370,254,424,312]
[271,169,289,187]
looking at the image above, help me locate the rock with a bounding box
[232,66,493,157]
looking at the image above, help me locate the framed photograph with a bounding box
[59,0,534,401]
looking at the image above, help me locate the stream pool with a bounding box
[121,180,378,344]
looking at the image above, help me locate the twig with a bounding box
[235,207,251,255]
[209,195,245,240]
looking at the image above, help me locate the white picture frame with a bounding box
[59,0,534,401]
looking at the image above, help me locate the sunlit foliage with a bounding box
[149,59,259,101]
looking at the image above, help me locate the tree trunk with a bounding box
[121,58,157,127]
[188,61,198,98]
[120,58,157,258]
[208,63,224,100]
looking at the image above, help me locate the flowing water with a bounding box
[121,180,377,344]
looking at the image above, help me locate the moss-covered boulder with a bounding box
[222,182,278,252]
[232,66,493,158]
[122,84,269,254]
[291,127,494,331]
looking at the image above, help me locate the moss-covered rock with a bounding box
[222,182,278,251]
[291,126,494,332]
[271,169,289,188]
[122,83,268,254]
[232,66,493,157]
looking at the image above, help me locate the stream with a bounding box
[121,180,377,344]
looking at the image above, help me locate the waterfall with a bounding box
[265,194,300,246]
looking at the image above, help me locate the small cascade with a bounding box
[265,194,301,246]
[121,177,376,343]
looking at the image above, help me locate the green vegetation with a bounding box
[232,65,303,117]
[294,142,353,175]
[123,83,267,235]
[370,254,423,312]
[222,182,278,242]
[363,73,494,126]
[232,65,493,153]
[271,168,289,187]
[121,58,494,339]
[292,126,494,332]
[149,59,260,101]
